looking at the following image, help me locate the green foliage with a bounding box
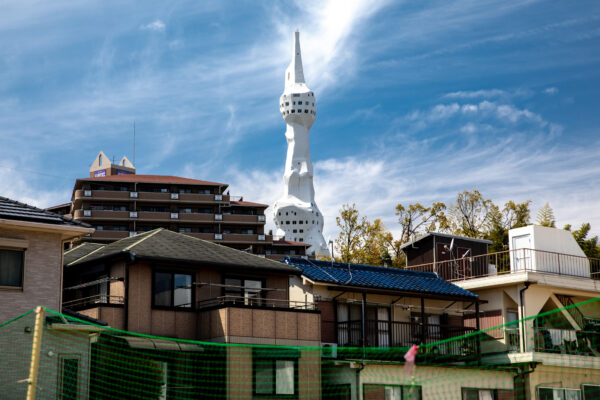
[570,223,600,258]
[536,202,556,227]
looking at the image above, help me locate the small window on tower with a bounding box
[292,221,296,224]
[293,229,297,233]
[286,221,290,225]
[299,221,303,224]
[98,154,102,166]
[298,101,302,105]
[293,101,296,105]
[299,238,303,242]
[287,72,290,80]
[299,229,303,233]
[285,102,289,106]
[305,110,308,113]
[291,110,295,113]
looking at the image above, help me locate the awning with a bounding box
[120,336,203,352]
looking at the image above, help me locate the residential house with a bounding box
[283,258,516,400]
[63,228,321,399]
[405,225,600,399]
[0,196,93,321]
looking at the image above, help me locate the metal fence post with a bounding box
[26,306,45,400]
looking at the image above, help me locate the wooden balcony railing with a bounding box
[405,248,600,282]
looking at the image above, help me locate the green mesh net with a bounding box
[0,297,599,399]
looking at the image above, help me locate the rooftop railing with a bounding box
[196,295,316,310]
[405,248,600,282]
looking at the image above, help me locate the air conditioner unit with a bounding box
[321,343,338,358]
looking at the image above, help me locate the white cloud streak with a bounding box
[141,20,165,32]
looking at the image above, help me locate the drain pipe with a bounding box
[519,282,531,353]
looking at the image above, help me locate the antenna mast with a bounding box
[133,120,136,166]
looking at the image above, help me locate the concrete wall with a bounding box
[0,229,63,322]
[325,363,514,400]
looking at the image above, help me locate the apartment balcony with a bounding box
[87,230,129,241]
[186,233,215,241]
[74,209,130,220]
[179,213,214,222]
[406,249,600,282]
[178,193,230,203]
[222,214,265,224]
[222,233,270,243]
[325,320,478,362]
[63,294,124,310]
[196,295,320,345]
[74,189,131,202]
[534,327,600,356]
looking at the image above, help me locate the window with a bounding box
[98,154,102,166]
[58,355,79,400]
[179,227,192,233]
[113,205,127,211]
[254,357,297,396]
[364,384,422,400]
[153,272,193,308]
[299,221,303,224]
[299,230,303,233]
[582,385,600,400]
[286,221,290,225]
[0,249,24,287]
[298,101,302,105]
[291,110,295,113]
[285,102,289,106]
[463,389,515,400]
[538,388,581,400]
[304,110,308,113]
[180,208,193,214]
[292,221,296,225]
[224,278,263,305]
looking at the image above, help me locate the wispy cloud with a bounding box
[141,20,165,32]
[544,86,559,95]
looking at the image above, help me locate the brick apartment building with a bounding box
[48,151,308,260]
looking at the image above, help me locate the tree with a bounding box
[569,223,600,259]
[362,218,394,266]
[484,200,531,252]
[446,190,493,238]
[395,202,447,243]
[536,202,556,227]
[335,203,369,263]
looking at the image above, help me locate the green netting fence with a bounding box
[0,297,599,399]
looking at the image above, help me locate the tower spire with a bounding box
[285,31,305,88]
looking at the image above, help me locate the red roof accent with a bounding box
[272,240,311,247]
[80,175,226,186]
[231,200,268,207]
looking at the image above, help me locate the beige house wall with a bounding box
[0,229,64,321]
[528,364,600,399]
[325,363,514,400]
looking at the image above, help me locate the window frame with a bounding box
[253,357,298,398]
[57,354,80,400]
[0,247,25,290]
[538,387,582,400]
[222,276,266,306]
[582,384,600,400]
[151,269,195,310]
[363,383,422,400]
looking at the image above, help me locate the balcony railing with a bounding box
[196,295,316,310]
[329,320,478,361]
[534,327,600,355]
[405,248,600,282]
[63,294,125,309]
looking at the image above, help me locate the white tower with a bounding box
[273,31,329,257]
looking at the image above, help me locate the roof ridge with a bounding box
[67,243,107,266]
[124,228,165,251]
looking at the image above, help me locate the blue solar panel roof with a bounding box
[282,257,477,299]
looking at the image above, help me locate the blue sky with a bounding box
[1,0,599,239]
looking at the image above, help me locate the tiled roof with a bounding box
[400,232,492,249]
[0,196,90,227]
[67,228,301,274]
[64,242,105,265]
[79,174,226,186]
[230,200,268,207]
[282,257,477,299]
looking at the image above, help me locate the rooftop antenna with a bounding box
[133,120,136,167]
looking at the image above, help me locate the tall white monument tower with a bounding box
[273,31,329,257]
